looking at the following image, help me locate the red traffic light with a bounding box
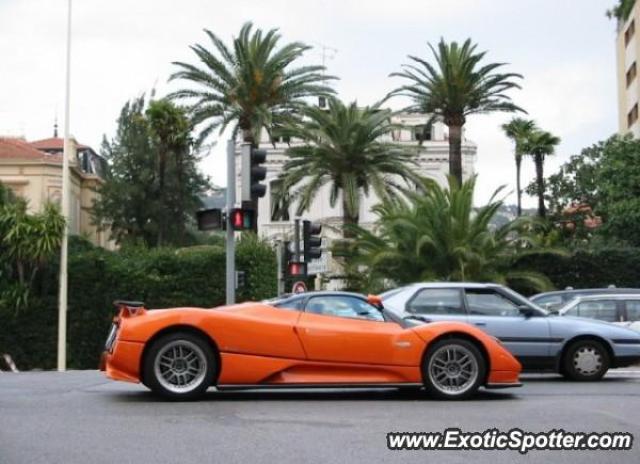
[229,208,254,231]
[287,261,307,277]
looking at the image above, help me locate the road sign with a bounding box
[292,281,307,294]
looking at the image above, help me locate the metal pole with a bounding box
[294,219,300,262]
[225,139,236,305]
[276,240,284,296]
[57,0,72,372]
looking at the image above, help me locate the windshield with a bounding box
[500,287,549,315]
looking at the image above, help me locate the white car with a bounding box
[558,294,640,332]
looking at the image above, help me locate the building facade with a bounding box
[0,135,114,249]
[233,113,477,286]
[616,2,640,136]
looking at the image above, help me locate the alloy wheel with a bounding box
[153,340,208,394]
[427,344,479,395]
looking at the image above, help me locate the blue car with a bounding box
[381,283,640,381]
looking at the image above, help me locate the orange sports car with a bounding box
[100,291,521,400]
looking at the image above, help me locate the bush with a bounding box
[516,247,640,295]
[0,235,276,370]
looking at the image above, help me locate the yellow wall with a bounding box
[0,146,116,250]
[616,3,640,136]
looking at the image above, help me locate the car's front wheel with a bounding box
[422,338,486,400]
[562,339,610,381]
[143,332,215,400]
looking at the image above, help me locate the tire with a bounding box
[143,332,216,400]
[422,338,486,400]
[561,339,610,381]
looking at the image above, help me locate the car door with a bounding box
[464,288,551,361]
[403,288,468,323]
[296,295,423,366]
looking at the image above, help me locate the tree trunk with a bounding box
[175,149,185,245]
[535,154,546,218]
[157,148,167,247]
[342,198,359,239]
[448,124,463,185]
[515,154,522,216]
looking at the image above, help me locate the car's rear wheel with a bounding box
[422,338,486,400]
[561,339,609,381]
[143,332,215,400]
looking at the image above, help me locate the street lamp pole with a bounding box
[57,0,73,372]
[225,139,236,305]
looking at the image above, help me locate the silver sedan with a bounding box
[381,283,640,381]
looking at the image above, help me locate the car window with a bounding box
[466,290,520,317]
[565,305,579,317]
[406,289,464,315]
[576,300,617,322]
[305,296,384,321]
[625,300,640,322]
[272,296,304,311]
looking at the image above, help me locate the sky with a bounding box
[0,0,620,207]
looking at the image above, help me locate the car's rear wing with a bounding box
[113,300,146,318]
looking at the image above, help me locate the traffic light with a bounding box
[241,144,267,202]
[287,261,307,278]
[282,240,307,278]
[303,220,322,261]
[196,208,222,231]
[235,271,246,289]
[228,208,254,231]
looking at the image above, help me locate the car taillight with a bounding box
[104,322,118,353]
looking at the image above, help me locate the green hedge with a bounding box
[516,247,640,295]
[0,235,276,370]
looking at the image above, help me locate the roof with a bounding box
[30,137,88,151]
[199,191,226,210]
[572,294,640,302]
[532,288,640,298]
[264,291,366,303]
[0,137,62,162]
[406,282,502,289]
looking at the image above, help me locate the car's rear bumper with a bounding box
[100,340,144,384]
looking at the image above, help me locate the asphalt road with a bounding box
[1,370,640,464]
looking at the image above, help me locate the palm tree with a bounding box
[524,130,561,218]
[391,38,524,185]
[501,118,537,216]
[277,98,423,238]
[0,196,65,310]
[349,176,558,291]
[169,22,335,145]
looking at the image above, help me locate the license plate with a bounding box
[104,323,118,352]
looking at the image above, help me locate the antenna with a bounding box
[313,42,337,108]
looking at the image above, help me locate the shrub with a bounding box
[0,235,276,370]
[515,247,640,295]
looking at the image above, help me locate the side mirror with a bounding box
[519,306,535,318]
[367,294,384,309]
